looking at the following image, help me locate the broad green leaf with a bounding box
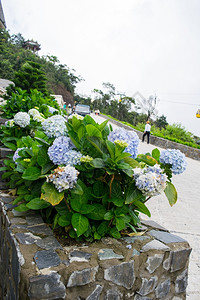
[111,181,122,198]
[71,183,83,195]
[108,197,124,207]
[80,204,95,214]
[123,157,140,168]
[125,183,144,204]
[104,210,114,220]
[92,182,106,198]
[41,162,54,175]
[97,221,109,235]
[116,216,126,231]
[122,168,134,177]
[115,152,131,163]
[129,209,141,225]
[90,158,105,168]
[21,136,33,147]
[3,142,16,151]
[86,203,107,220]
[58,214,71,227]
[109,226,121,239]
[22,167,41,181]
[41,182,64,206]
[164,181,177,206]
[34,137,50,146]
[15,203,30,212]
[72,213,89,237]
[72,116,82,131]
[26,198,50,210]
[37,147,50,167]
[134,200,151,217]
[17,185,29,195]
[86,124,102,138]
[152,148,160,161]
[94,232,101,239]
[77,125,86,140]
[98,119,109,131]
[87,136,106,155]
[70,196,82,212]
[136,154,157,166]
[106,140,115,160]
[117,162,132,170]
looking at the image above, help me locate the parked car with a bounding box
[75,104,91,116]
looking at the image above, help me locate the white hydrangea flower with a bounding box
[14,112,30,128]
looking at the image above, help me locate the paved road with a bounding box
[92,113,200,299]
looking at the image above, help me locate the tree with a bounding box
[13,61,49,95]
[155,115,168,129]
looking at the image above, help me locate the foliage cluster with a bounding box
[0,103,182,241]
[0,29,81,101]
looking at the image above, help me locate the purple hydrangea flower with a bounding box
[48,136,82,166]
[13,147,26,163]
[46,165,79,192]
[108,128,139,158]
[160,149,187,175]
[42,115,67,138]
[133,164,167,197]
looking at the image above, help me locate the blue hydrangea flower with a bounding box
[48,136,82,166]
[46,166,79,192]
[42,115,67,138]
[13,147,26,163]
[14,112,30,128]
[133,165,167,197]
[160,149,187,175]
[108,128,139,158]
[48,106,58,114]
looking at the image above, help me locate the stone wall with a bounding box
[102,115,200,161]
[0,193,191,300]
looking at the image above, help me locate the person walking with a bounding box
[142,121,151,144]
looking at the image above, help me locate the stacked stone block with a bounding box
[0,193,191,300]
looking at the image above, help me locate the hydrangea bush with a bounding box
[0,112,187,241]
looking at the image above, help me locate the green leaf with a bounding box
[87,136,106,155]
[72,116,82,131]
[136,154,157,166]
[134,200,151,217]
[123,157,140,168]
[80,204,95,214]
[152,148,160,161]
[106,140,115,160]
[15,203,30,212]
[77,125,86,140]
[37,147,50,167]
[109,226,121,239]
[26,198,50,210]
[92,181,106,198]
[94,231,101,239]
[86,124,102,138]
[41,162,54,175]
[111,181,122,199]
[17,185,29,195]
[122,168,134,177]
[164,181,177,206]
[109,197,124,207]
[86,203,107,220]
[58,214,71,227]
[71,183,83,195]
[34,137,50,146]
[90,158,105,168]
[41,182,64,206]
[129,209,141,225]
[104,210,114,220]
[3,142,16,151]
[98,119,109,131]
[97,221,109,235]
[71,213,89,237]
[22,167,41,181]
[115,152,131,162]
[125,183,144,204]
[116,216,126,231]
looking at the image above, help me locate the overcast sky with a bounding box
[2,0,200,136]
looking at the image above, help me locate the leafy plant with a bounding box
[0,110,186,241]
